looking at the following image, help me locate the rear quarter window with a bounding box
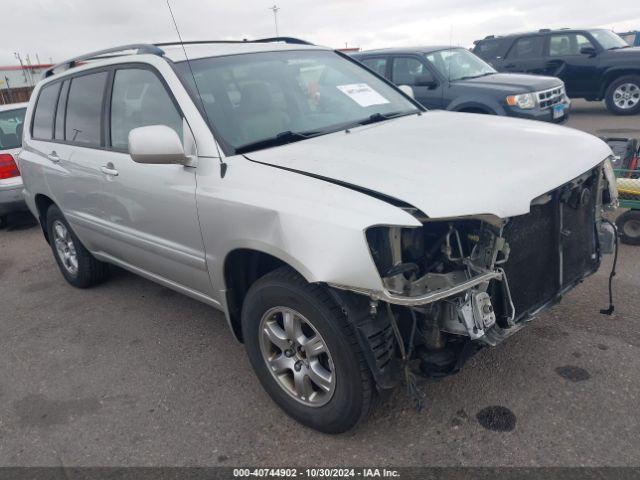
[32,82,61,140]
[474,39,502,60]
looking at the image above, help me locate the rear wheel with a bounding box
[46,205,109,287]
[605,76,640,115]
[241,267,374,433]
[616,210,640,245]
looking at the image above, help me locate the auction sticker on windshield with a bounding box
[336,83,390,107]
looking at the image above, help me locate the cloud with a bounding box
[1,0,639,65]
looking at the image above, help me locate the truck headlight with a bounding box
[506,93,536,109]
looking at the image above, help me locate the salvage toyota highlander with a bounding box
[17,38,618,433]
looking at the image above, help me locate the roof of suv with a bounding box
[478,28,601,42]
[354,46,464,55]
[43,38,326,80]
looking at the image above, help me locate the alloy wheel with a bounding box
[259,306,336,407]
[52,220,78,276]
[613,83,640,110]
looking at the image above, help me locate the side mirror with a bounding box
[414,76,438,88]
[580,46,597,56]
[128,125,188,165]
[398,85,415,99]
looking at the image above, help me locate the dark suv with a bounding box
[473,29,640,115]
[352,47,570,123]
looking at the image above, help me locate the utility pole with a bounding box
[14,52,28,87]
[268,5,280,37]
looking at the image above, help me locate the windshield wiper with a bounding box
[354,110,419,127]
[235,130,322,154]
[456,72,495,81]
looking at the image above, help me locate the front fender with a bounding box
[195,155,421,304]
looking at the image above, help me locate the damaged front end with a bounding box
[331,161,617,382]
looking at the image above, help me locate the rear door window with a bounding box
[32,82,61,140]
[109,68,183,151]
[507,36,545,59]
[65,71,108,147]
[360,57,389,79]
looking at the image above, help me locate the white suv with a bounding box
[18,39,618,433]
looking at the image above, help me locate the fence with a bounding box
[0,87,34,105]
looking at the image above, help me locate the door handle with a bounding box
[504,63,516,69]
[47,151,60,163]
[100,165,119,177]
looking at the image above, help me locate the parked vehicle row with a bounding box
[473,28,640,115]
[16,37,619,432]
[351,46,570,122]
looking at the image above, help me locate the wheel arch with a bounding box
[34,193,56,243]
[451,100,499,115]
[222,247,313,342]
[600,68,640,98]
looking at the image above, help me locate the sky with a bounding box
[2,0,640,66]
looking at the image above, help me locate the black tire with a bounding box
[605,75,640,115]
[46,204,109,287]
[0,215,6,229]
[616,210,640,245]
[241,266,374,433]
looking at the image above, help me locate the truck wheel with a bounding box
[616,210,640,245]
[241,266,374,433]
[605,76,640,115]
[46,205,109,288]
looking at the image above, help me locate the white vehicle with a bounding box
[18,39,618,433]
[0,102,28,227]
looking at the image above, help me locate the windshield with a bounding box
[175,50,419,154]
[424,48,496,81]
[0,107,26,150]
[590,29,629,50]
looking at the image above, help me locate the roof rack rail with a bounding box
[43,43,165,78]
[155,37,314,48]
[538,28,551,33]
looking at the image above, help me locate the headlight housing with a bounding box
[602,156,619,209]
[506,93,536,109]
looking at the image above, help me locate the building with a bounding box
[0,64,52,105]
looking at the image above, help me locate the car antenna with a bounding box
[165,0,228,178]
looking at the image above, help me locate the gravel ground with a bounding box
[0,100,639,467]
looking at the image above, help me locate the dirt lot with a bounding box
[1,100,639,467]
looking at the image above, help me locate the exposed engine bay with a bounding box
[331,163,617,382]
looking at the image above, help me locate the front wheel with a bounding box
[616,210,640,245]
[241,267,374,433]
[605,76,640,115]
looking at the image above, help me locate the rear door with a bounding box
[544,32,600,97]
[501,35,547,74]
[46,70,111,251]
[99,65,211,296]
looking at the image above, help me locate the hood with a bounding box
[244,111,612,219]
[454,73,561,92]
